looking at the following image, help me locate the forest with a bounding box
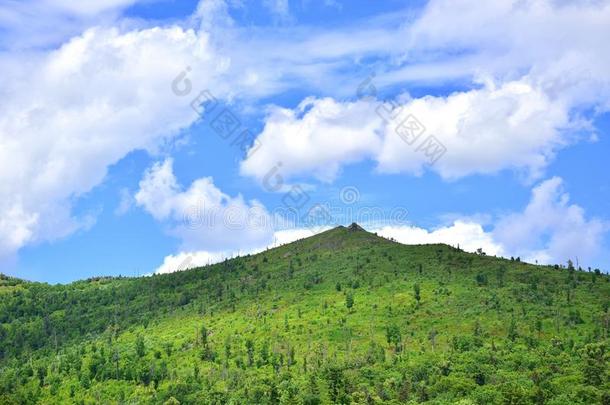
[0,225,608,404]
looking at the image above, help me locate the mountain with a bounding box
[0,225,608,404]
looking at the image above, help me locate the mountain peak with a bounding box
[347,222,365,232]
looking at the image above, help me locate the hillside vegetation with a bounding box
[0,225,608,404]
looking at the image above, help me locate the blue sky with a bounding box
[1,0,609,283]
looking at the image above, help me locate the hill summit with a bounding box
[347,222,366,232]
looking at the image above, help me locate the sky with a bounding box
[0,0,609,283]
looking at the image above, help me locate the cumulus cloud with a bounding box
[154,226,328,274]
[155,250,228,274]
[241,78,571,182]
[493,177,608,265]
[376,177,608,267]
[0,21,228,259]
[240,97,384,182]
[375,220,504,257]
[136,159,274,252]
[405,0,610,109]
[241,0,610,184]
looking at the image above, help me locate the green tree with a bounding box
[581,342,607,386]
[386,324,402,352]
[346,292,354,312]
[535,318,543,338]
[200,324,208,346]
[36,365,46,387]
[245,338,255,367]
[475,273,488,286]
[413,283,421,305]
[135,335,146,358]
[325,366,347,403]
[507,317,518,342]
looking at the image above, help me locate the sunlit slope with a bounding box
[0,225,608,404]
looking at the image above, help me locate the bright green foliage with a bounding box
[135,335,146,358]
[0,226,609,404]
[386,324,402,352]
[580,342,607,387]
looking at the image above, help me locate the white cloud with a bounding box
[155,250,228,274]
[376,78,572,180]
[241,78,571,182]
[271,227,324,246]
[240,97,384,183]
[154,226,328,274]
[493,177,608,266]
[376,177,608,267]
[405,0,610,110]
[239,0,610,184]
[375,221,505,257]
[0,22,227,259]
[135,159,274,252]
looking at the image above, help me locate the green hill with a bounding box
[0,225,608,404]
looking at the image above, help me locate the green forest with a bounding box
[0,225,608,404]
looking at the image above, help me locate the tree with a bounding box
[496,265,507,287]
[428,329,437,351]
[258,340,270,366]
[112,348,120,379]
[164,342,173,357]
[581,342,606,386]
[135,335,146,358]
[325,366,347,403]
[345,292,354,312]
[473,320,482,337]
[200,324,208,346]
[507,317,518,342]
[535,318,543,338]
[288,346,296,367]
[475,273,488,286]
[386,324,402,352]
[224,335,232,361]
[245,338,254,367]
[193,363,199,380]
[36,365,46,387]
[413,283,421,305]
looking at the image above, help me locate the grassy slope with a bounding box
[0,226,608,404]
